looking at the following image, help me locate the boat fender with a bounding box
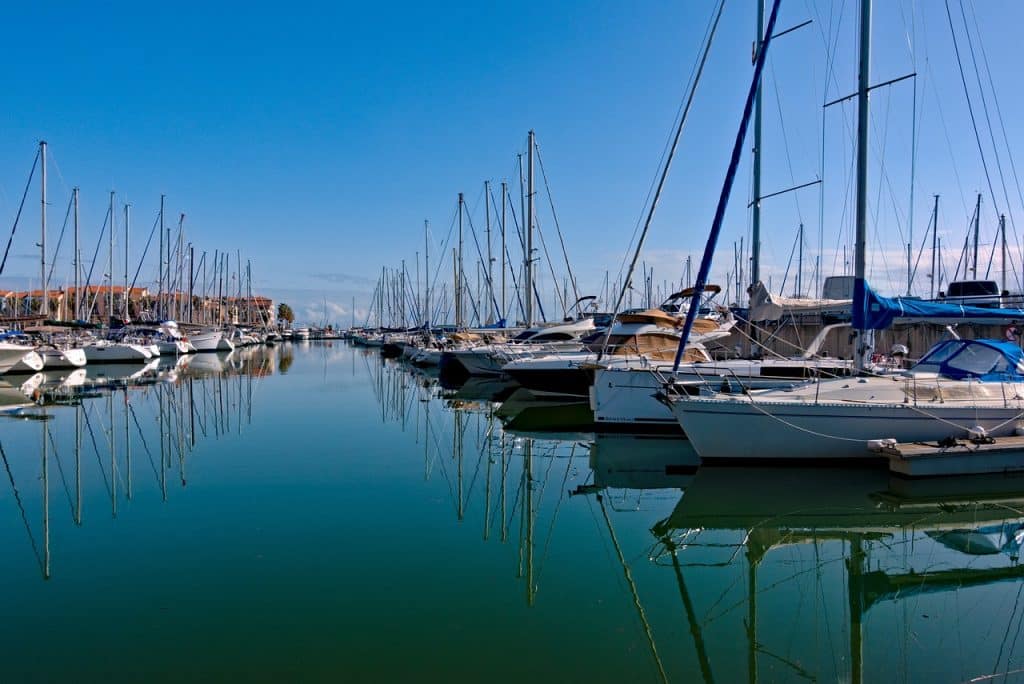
[867,438,896,452]
[968,426,994,444]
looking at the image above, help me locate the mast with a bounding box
[930,195,939,298]
[526,130,536,326]
[797,223,804,297]
[972,192,981,277]
[500,181,507,321]
[1001,214,1007,293]
[424,219,430,327]
[40,140,48,317]
[108,191,115,324]
[73,187,80,320]
[457,193,464,328]
[853,0,873,373]
[124,203,130,320]
[751,0,764,291]
[485,180,493,314]
[158,195,165,319]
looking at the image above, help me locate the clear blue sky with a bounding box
[2,1,1023,325]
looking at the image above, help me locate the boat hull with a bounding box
[671,397,1024,461]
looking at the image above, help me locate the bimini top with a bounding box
[911,339,1024,381]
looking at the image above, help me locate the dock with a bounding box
[874,435,1024,478]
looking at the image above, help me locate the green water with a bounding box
[1,342,1023,682]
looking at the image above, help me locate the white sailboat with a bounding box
[666,0,1024,461]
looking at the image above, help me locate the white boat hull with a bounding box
[671,396,1024,461]
[7,350,45,374]
[0,343,31,375]
[42,347,88,369]
[83,342,152,363]
[188,331,225,352]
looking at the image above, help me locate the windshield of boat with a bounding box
[912,340,1019,379]
[511,330,536,342]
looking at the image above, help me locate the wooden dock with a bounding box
[874,435,1024,477]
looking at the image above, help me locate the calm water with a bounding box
[1,342,1023,682]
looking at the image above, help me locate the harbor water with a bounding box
[1,341,1023,682]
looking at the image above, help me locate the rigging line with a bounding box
[44,193,74,291]
[461,203,501,321]
[610,0,722,291]
[503,190,546,321]
[82,402,113,497]
[531,204,569,316]
[82,206,111,319]
[943,0,1002,222]
[967,1,1024,225]
[597,494,670,684]
[47,425,76,520]
[535,444,576,585]
[534,141,580,305]
[129,210,162,293]
[768,61,805,225]
[0,148,40,277]
[0,440,44,573]
[957,0,1018,248]
[488,184,525,321]
[426,203,460,314]
[598,0,724,359]
[128,400,161,482]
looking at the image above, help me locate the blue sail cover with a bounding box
[853,278,1024,330]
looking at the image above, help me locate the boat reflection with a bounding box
[375,346,1024,682]
[0,343,286,579]
[651,467,1024,683]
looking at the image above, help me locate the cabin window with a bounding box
[531,332,574,342]
[913,340,962,373]
[944,344,1006,377]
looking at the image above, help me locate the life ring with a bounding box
[1006,325,1020,342]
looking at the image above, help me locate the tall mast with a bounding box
[1001,214,1007,293]
[526,130,536,326]
[424,219,430,327]
[108,190,115,324]
[750,1,764,291]
[457,193,464,328]
[73,187,80,320]
[158,195,165,319]
[500,181,507,321]
[797,223,804,297]
[853,0,873,373]
[972,192,982,277]
[39,141,48,317]
[124,203,130,320]
[930,195,939,298]
[485,179,492,320]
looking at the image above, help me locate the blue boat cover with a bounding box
[853,278,1024,330]
[912,338,1024,381]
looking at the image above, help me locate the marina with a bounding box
[4,0,1024,680]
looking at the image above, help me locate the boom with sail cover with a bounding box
[853,280,1024,329]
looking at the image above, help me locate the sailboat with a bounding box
[667,0,1024,461]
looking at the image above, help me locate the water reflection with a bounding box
[0,345,278,581]
[3,343,1024,681]
[372,351,1024,682]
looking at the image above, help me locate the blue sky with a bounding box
[2,1,1023,325]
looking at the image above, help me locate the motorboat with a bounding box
[444,318,598,376]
